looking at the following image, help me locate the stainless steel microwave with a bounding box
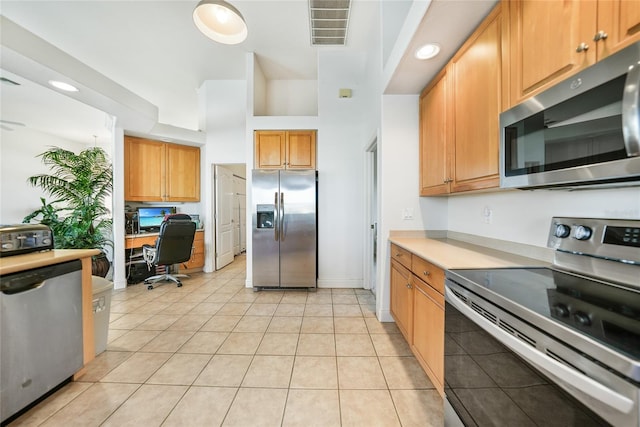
[500,41,640,189]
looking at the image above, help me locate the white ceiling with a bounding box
[0,0,497,142]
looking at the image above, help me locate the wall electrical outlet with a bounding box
[482,206,492,224]
[402,208,414,220]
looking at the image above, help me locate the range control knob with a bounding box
[554,224,571,238]
[552,303,570,318]
[573,311,591,327]
[573,225,593,241]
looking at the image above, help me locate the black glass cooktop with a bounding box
[448,268,640,360]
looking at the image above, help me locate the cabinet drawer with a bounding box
[411,255,445,294]
[390,244,412,269]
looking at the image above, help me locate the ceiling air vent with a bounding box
[309,0,351,46]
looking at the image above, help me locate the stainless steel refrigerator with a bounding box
[252,169,317,289]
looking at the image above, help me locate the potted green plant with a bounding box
[22,146,113,277]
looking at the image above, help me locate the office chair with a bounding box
[142,214,196,290]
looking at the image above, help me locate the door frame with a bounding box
[363,135,378,291]
[212,163,247,270]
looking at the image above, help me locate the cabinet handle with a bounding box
[423,270,430,276]
[443,178,453,183]
[593,31,608,42]
[576,42,589,53]
[406,283,412,289]
[396,252,402,257]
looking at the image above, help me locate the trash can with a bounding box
[92,276,113,356]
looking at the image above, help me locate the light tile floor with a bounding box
[9,255,443,426]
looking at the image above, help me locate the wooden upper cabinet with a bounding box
[287,131,316,169]
[165,143,201,202]
[125,136,200,202]
[597,0,640,58]
[125,137,165,201]
[255,131,286,169]
[507,0,640,106]
[255,130,316,170]
[419,69,451,196]
[509,0,596,103]
[450,4,501,192]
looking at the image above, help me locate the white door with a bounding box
[215,165,235,270]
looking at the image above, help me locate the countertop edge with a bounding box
[0,249,101,275]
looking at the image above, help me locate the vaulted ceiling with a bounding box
[0,0,496,143]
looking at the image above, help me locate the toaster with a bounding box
[0,224,54,257]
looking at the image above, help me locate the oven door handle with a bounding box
[445,287,635,415]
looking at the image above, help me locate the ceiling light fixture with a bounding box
[415,43,441,60]
[48,80,79,92]
[193,0,247,45]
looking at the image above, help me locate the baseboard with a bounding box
[377,309,394,322]
[245,278,364,289]
[317,278,363,288]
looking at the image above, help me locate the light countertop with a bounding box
[0,249,100,276]
[389,236,549,270]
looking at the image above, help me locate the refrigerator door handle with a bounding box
[274,191,279,241]
[280,192,285,241]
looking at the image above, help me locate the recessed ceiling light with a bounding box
[48,80,79,92]
[415,43,441,60]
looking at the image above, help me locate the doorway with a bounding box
[364,138,378,291]
[213,163,246,270]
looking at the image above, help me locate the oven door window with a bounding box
[504,75,627,177]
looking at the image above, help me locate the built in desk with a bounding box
[125,229,205,271]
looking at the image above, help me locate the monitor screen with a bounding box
[137,206,176,231]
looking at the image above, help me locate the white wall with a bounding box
[448,187,640,248]
[199,79,248,273]
[376,94,448,320]
[315,50,372,288]
[265,80,318,116]
[0,127,99,223]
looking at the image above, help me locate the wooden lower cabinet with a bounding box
[389,244,445,396]
[180,230,205,271]
[390,259,413,343]
[412,276,445,394]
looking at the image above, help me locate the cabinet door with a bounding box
[597,0,640,58]
[419,69,451,196]
[166,143,200,202]
[451,6,501,192]
[390,259,413,343]
[124,136,165,201]
[412,277,444,393]
[287,130,316,169]
[508,0,597,104]
[255,131,286,169]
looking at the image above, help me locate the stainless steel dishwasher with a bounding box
[1,259,84,423]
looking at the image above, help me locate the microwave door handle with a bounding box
[445,287,635,415]
[622,64,640,156]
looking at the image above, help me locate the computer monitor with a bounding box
[137,206,176,232]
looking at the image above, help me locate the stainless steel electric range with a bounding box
[445,217,640,427]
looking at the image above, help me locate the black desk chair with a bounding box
[142,214,196,290]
